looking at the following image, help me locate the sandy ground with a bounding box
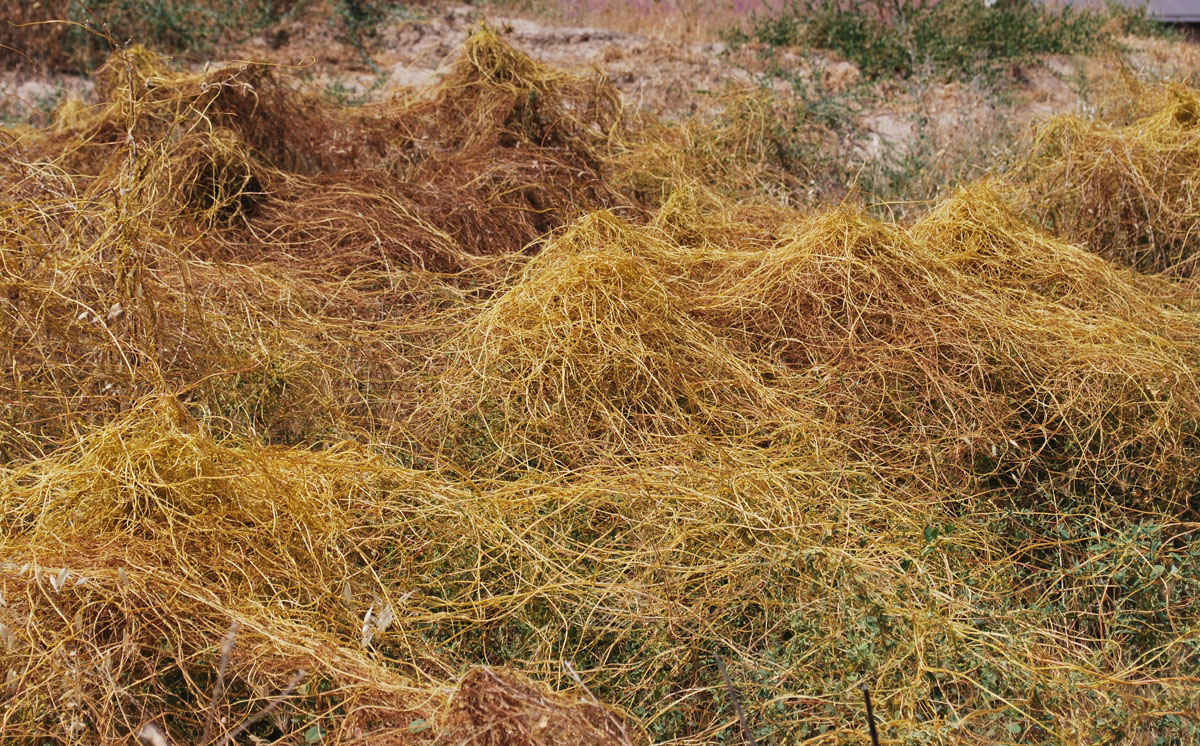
[227,3,773,113]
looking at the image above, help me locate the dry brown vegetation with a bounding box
[1,14,1199,746]
[1020,79,1200,276]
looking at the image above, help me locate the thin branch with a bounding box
[202,621,239,744]
[713,650,757,746]
[217,669,306,746]
[861,684,881,746]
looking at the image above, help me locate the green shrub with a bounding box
[728,0,1110,80]
[331,0,421,73]
[1,0,302,73]
[1104,0,1185,39]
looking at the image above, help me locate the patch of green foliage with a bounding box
[726,0,1110,80]
[332,0,432,73]
[1104,0,1186,39]
[2,0,303,73]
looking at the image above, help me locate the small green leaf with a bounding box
[1007,721,1022,734]
[305,725,324,743]
[409,718,431,733]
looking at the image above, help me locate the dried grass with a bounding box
[2,24,1199,746]
[1019,79,1200,276]
[0,27,640,456]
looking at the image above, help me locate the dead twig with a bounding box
[714,650,758,746]
[861,684,880,746]
[202,621,239,744]
[217,669,307,746]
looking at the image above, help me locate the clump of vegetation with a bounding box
[727,0,1109,80]
[0,0,302,72]
[613,86,852,207]
[0,28,633,458]
[1103,0,1187,40]
[1017,81,1200,275]
[332,0,433,72]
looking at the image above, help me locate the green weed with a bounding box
[332,0,432,72]
[2,0,303,73]
[727,0,1110,81]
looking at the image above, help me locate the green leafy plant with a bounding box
[331,0,430,72]
[727,0,1111,80]
[1,0,303,73]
